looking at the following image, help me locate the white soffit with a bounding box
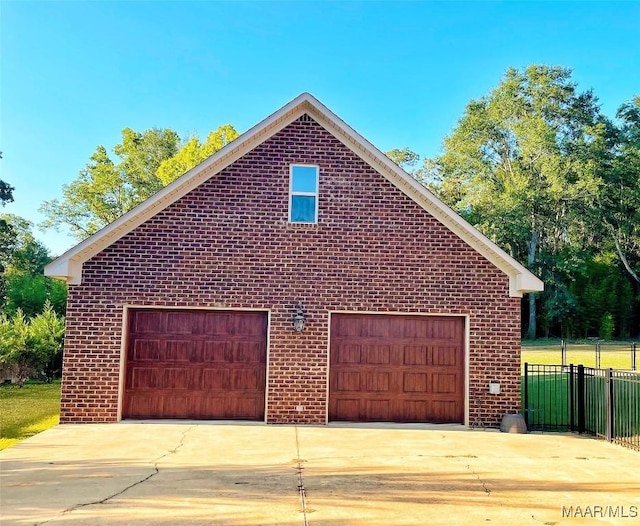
[44,93,544,296]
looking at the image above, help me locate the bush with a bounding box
[29,303,65,382]
[0,303,64,386]
[0,310,32,386]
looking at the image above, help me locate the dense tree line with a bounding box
[393,66,639,340]
[28,66,640,341]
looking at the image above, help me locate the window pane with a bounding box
[291,196,316,222]
[292,166,318,193]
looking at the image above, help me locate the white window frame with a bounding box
[288,164,319,224]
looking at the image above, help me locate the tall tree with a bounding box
[0,215,67,317]
[0,150,14,206]
[0,215,50,275]
[0,167,15,253]
[0,180,13,205]
[387,148,444,193]
[40,127,181,239]
[40,125,237,240]
[115,127,181,198]
[0,177,16,302]
[386,147,421,173]
[157,125,238,185]
[597,97,640,285]
[433,65,603,338]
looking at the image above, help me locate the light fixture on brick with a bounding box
[292,302,306,332]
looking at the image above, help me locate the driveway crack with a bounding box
[34,425,195,526]
[294,426,309,526]
[466,462,492,496]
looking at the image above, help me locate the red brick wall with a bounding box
[61,114,522,426]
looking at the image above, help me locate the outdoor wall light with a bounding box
[292,302,306,332]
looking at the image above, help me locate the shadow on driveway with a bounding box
[1,423,639,525]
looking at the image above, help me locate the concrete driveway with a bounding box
[1,423,639,526]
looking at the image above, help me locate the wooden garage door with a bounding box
[123,309,267,420]
[329,314,465,423]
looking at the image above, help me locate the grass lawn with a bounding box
[521,372,572,430]
[0,381,61,451]
[521,336,640,446]
[522,369,640,437]
[522,340,637,370]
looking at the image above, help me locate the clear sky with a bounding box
[1,1,638,256]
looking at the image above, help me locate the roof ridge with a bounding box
[45,93,543,297]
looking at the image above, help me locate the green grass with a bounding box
[521,372,571,429]
[522,369,640,437]
[522,340,637,370]
[0,381,61,450]
[521,340,639,436]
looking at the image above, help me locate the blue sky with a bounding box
[1,1,638,256]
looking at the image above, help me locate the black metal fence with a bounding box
[523,363,640,452]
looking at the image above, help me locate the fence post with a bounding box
[606,368,614,443]
[561,339,567,367]
[523,362,529,427]
[577,364,585,434]
[569,363,575,432]
[596,341,601,369]
[632,343,637,371]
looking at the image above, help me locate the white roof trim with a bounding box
[45,92,543,297]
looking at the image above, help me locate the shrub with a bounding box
[0,303,64,386]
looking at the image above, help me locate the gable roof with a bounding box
[45,92,543,297]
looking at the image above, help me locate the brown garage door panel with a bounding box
[124,310,267,420]
[123,393,265,419]
[329,314,465,424]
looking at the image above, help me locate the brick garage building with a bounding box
[46,93,543,426]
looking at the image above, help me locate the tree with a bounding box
[0,150,14,205]
[40,125,237,240]
[596,97,640,285]
[387,148,445,193]
[157,125,238,185]
[386,147,421,173]
[0,215,49,273]
[0,176,15,265]
[3,274,67,318]
[0,182,17,304]
[433,65,604,339]
[0,180,13,205]
[0,214,67,317]
[40,128,181,239]
[115,127,182,198]
[0,218,16,283]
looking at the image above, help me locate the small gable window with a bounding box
[289,164,319,223]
